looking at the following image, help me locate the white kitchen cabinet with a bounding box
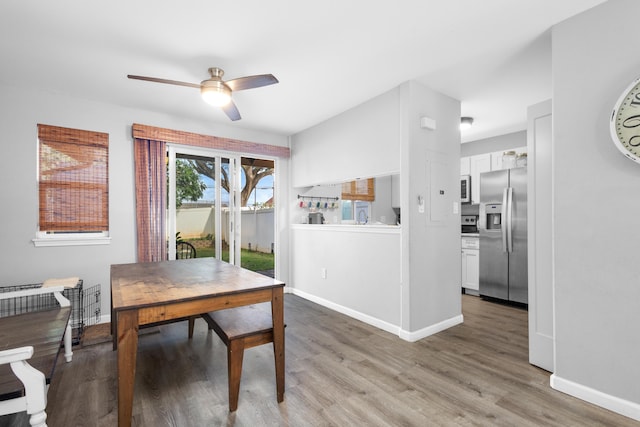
[469,154,491,204]
[491,151,505,171]
[461,236,479,291]
[461,249,479,291]
[490,146,528,171]
[462,147,527,204]
[460,157,470,176]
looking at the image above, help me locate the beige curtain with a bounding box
[134,138,166,262]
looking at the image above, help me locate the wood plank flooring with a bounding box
[2,294,637,426]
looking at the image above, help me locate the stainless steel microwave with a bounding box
[461,175,471,203]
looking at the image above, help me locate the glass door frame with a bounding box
[167,144,241,264]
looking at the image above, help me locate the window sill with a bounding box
[32,235,111,247]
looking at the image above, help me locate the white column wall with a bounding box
[551,0,640,419]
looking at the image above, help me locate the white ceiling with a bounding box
[0,0,606,143]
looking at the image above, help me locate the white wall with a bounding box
[236,209,275,253]
[177,207,275,253]
[176,207,214,239]
[0,83,289,319]
[551,0,640,419]
[290,87,405,334]
[291,225,401,332]
[399,81,461,334]
[290,81,461,340]
[291,88,401,187]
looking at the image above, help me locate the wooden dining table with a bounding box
[110,257,285,427]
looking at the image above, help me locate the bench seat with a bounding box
[201,303,282,411]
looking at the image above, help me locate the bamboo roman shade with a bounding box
[341,178,375,201]
[38,124,109,232]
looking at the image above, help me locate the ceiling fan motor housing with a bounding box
[208,67,225,78]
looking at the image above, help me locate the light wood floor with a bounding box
[3,294,637,426]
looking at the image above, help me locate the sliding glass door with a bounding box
[166,146,276,277]
[166,145,241,264]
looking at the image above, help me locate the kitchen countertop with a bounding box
[292,223,401,234]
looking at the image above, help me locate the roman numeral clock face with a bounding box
[611,76,640,163]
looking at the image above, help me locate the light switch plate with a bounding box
[420,116,437,130]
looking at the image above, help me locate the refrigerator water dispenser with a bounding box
[485,204,502,230]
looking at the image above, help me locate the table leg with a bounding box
[111,286,116,351]
[271,287,285,402]
[117,309,139,427]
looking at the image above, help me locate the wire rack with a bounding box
[0,280,101,345]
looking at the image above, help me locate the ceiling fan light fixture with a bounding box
[128,66,278,121]
[460,116,474,130]
[200,80,231,107]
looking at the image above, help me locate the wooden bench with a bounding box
[0,286,72,427]
[201,303,283,411]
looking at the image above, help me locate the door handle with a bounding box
[506,187,513,253]
[502,188,508,252]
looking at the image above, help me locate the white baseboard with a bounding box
[289,288,463,342]
[398,314,464,342]
[550,374,640,422]
[289,288,401,336]
[102,287,463,344]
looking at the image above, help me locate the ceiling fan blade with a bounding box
[127,75,200,89]
[222,100,241,121]
[225,74,279,91]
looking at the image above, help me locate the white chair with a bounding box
[0,346,48,427]
[0,285,73,426]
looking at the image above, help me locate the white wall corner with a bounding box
[398,314,464,342]
[550,374,640,422]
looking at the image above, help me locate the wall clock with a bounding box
[610,76,640,164]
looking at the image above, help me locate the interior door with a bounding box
[527,99,554,372]
[167,145,240,265]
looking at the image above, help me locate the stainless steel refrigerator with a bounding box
[479,167,527,304]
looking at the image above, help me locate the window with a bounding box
[341,178,374,223]
[341,178,375,201]
[33,124,110,246]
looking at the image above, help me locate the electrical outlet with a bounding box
[321,268,327,279]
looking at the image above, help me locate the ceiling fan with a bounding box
[127,67,279,121]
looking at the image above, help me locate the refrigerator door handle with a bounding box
[502,188,508,252]
[506,187,513,253]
